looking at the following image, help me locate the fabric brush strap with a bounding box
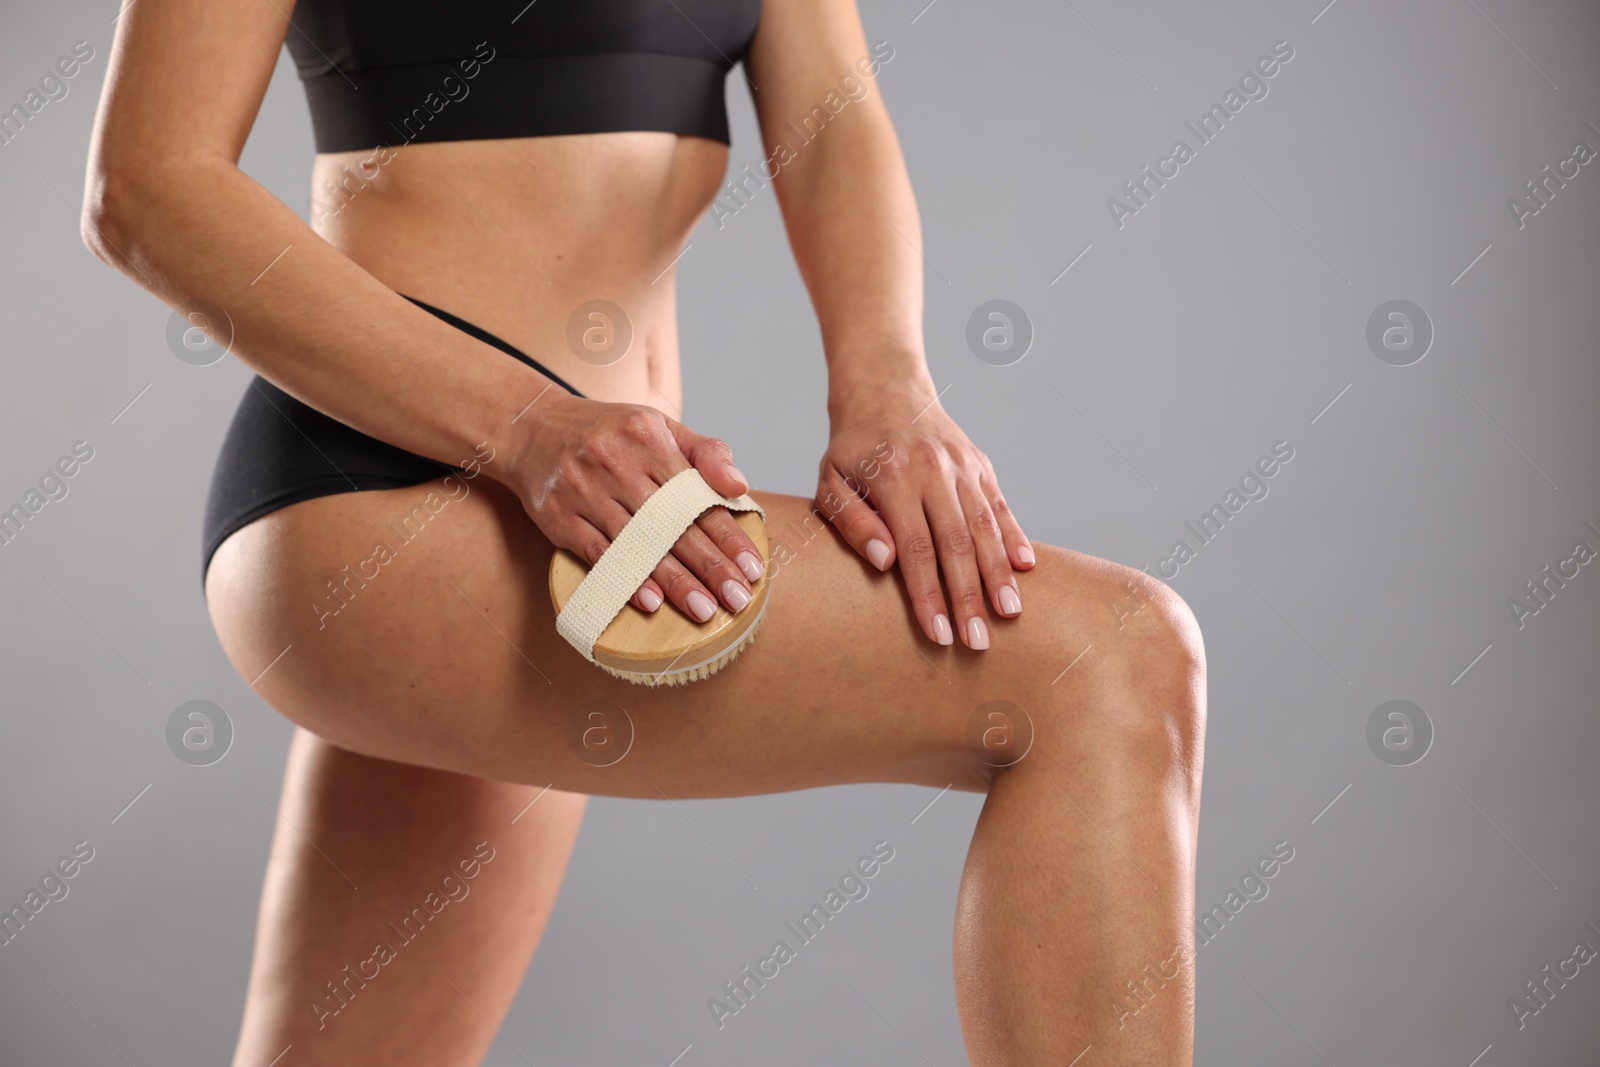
[555,467,765,663]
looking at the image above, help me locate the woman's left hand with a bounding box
[816,396,1035,650]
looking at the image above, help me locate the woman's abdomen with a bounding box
[306,130,729,406]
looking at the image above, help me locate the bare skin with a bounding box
[83,0,1206,1063]
[210,481,1203,1065]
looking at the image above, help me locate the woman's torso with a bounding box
[289,0,763,409]
[310,133,727,410]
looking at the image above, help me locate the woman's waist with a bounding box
[309,135,716,405]
[382,274,682,408]
[309,132,725,254]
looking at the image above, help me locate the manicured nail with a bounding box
[724,465,749,491]
[721,579,751,612]
[966,616,990,650]
[686,590,716,622]
[865,538,892,570]
[736,550,765,582]
[1017,543,1036,566]
[932,613,954,646]
[638,587,662,612]
[999,585,1021,615]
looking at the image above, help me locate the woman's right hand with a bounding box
[506,392,767,622]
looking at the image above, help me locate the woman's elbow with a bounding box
[78,157,144,266]
[79,156,197,275]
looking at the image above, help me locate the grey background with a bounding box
[3,0,1598,1063]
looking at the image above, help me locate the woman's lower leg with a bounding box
[230,729,588,1066]
[955,595,1205,1066]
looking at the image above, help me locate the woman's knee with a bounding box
[1127,577,1206,781]
[1018,553,1206,783]
[1120,569,1206,701]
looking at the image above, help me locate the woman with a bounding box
[82,0,1206,1062]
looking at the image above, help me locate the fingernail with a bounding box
[724,465,749,491]
[721,579,751,612]
[736,550,765,582]
[966,616,990,650]
[932,613,953,646]
[999,585,1021,615]
[638,587,662,612]
[865,538,892,570]
[686,590,716,622]
[1017,543,1036,566]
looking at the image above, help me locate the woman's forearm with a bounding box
[769,108,937,419]
[82,158,567,481]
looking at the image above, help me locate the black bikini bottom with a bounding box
[199,294,586,588]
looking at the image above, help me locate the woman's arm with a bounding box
[84,0,552,473]
[84,0,760,621]
[745,0,1034,650]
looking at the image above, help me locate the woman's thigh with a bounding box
[205,475,1190,798]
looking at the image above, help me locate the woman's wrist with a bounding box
[825,350,938,424]
[494,386,589,492]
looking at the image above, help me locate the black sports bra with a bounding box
[284,0,763,153]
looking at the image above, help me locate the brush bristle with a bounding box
[594,617,763,687]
